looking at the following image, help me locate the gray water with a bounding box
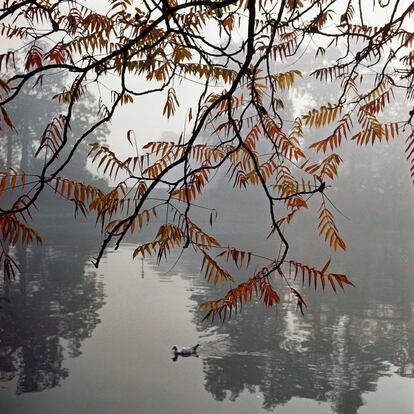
[0,210,413,413]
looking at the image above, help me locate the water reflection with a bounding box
[0,207,412,413]
[197,308,412,413]
[0,234,104,394]
[162,228,414,414]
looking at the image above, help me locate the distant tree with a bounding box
[0,70,109,185]
[0,0,413,319]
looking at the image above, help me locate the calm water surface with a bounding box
[0,220,413,414]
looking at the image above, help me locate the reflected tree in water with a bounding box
[195,299,413,414]
[0,237,105,394]
[167,222,414,414]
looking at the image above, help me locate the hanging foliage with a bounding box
[0,0,413,320]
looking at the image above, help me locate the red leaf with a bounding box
[320,259,331,274]
[1,107,14,130]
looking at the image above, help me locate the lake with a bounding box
[0,208,413,413]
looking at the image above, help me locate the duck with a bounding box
[171,344,199,361]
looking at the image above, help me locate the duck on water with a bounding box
[171,344,199,361]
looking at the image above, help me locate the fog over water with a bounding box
[0,191,413,413]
